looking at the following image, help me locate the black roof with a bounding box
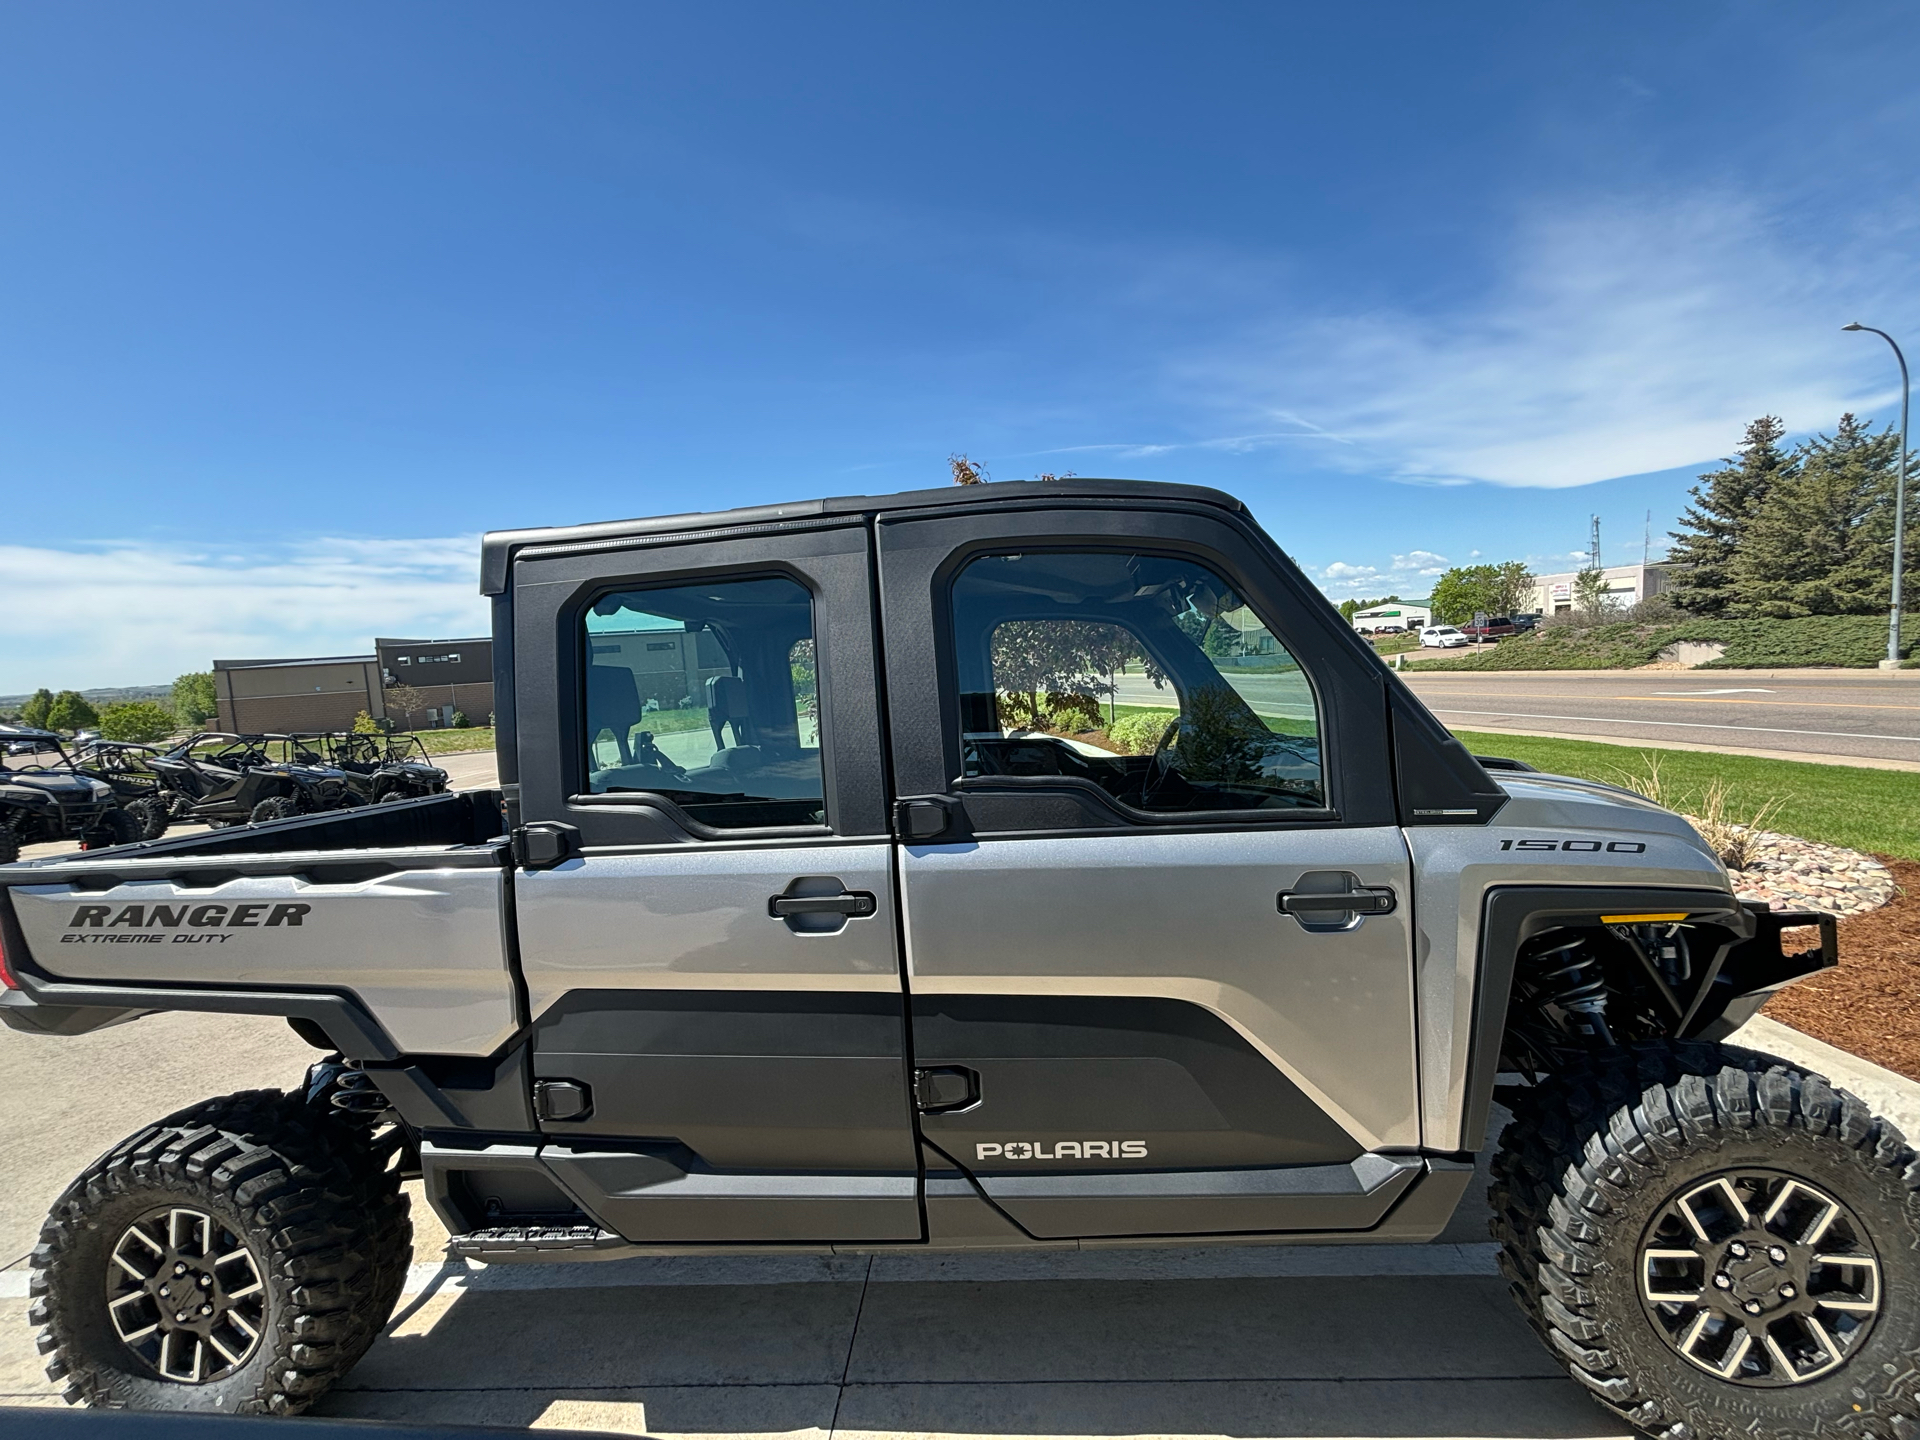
[0,726,62,742]
[478,477,1246,596]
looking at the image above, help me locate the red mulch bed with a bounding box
[1764,857,1920,1080]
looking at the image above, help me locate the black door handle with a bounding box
[768,892,878,918]
[1279,890,1396,917]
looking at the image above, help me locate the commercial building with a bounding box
[212,656,385,735]
[375,638,494,730]
[1531,562,1675,616]
[1348,602,1432,631]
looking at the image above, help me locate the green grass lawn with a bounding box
[409,726,496,755]
[1094,703,1916,859]
[1452,729,1920,861]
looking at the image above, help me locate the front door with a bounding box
[510,523,921,1244]
[878,507,1421,1240]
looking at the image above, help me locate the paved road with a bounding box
[1114,669,1919,768]
[1402,670,1919,767]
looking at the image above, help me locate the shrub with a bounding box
[1405,614,1909,671]
[451,710,469,729]
[1107,710,1178,754]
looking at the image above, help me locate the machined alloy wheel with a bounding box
[106,1207,267,1384]
[1638,1171,1879,1386]
[1491,1042,1920,1440]
[31,1089,411,1413]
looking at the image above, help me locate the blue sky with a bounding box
[3,4,1918,691]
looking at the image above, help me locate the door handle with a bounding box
[1279,890,1396,917]
[768,892,878,918]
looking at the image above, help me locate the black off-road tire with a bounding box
[249,796,299,824]
[124,796,171,840]
[80,806,143,850]
[376,790,411,804]
[30,1089,410,1415]
[1491,1041,1920,1439]
[0,822,19,866]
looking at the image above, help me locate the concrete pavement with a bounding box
[6,1008,1918,1435]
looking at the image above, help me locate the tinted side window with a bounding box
[951,551,1324,812]
[583,575,825,828]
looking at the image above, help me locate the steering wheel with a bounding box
[1141,717,1183,805]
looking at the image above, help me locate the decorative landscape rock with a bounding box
[1720,827,1898,915]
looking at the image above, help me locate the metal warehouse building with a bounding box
[212,655,386,735]
[374,637,494,730]
[210,637,493,735]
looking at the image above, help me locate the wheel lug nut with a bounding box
[1744,1299,1763,1314]
[199,1304,213,1317]
[174,1311,190,1323]
[1782,1284,1797,1299]
[198,1275,212,1288]
[172,1263,188,1276]
[1714,1273,1733,1289]
[1768,1246,1788,1264]
[1730,1242,1749,1258]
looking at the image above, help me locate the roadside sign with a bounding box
[1472,611,1488,627]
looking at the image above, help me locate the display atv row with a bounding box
[0,727,451,860]
[144,732,451,827]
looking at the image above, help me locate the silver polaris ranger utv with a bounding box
[1,479,1910,1437]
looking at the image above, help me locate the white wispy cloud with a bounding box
[0,536,490,692]
[1313,549,1451,597]
[1180,191,1914,488]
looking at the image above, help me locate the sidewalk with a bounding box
[6,1013,1912,1437]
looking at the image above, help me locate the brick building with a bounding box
[375,637,494,730]
[213,655,385,735]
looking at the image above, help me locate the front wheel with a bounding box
[123,797,171,840]
[80,807,143,850]
[30,1090,408,1414]
[248,796,299,824]
[1492,1043,1920,1439]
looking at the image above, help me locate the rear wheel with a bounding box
[30,1089,407,1414]
[0,821,18,865]
[376,791,410,804]
[248,796,299,824]
[1491,1042,1920,1439]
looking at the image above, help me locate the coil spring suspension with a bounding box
[1528,935,1614,1046]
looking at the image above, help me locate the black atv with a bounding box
[309,731,452,805]
[0,726,142,863]
[144,732,363,826]
[66,738,174,839]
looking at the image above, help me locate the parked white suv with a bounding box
[1419,624,1470,648]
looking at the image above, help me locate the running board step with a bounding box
[449,1223,624,1258]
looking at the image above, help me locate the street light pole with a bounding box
[1843,323,1910,667]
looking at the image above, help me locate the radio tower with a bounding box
[1588,515,1602,573]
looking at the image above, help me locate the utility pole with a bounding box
[1588,515,1603,573]
[1842,323,1909,667]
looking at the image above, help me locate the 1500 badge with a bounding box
[1499,838,1646,853]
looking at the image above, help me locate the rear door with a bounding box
[509,521,921,1245]
[878,504,1421,1240]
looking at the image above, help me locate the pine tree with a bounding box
[1728,415,1897,617]
[1669,416,1792,615]
[1825,419,1919,619]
